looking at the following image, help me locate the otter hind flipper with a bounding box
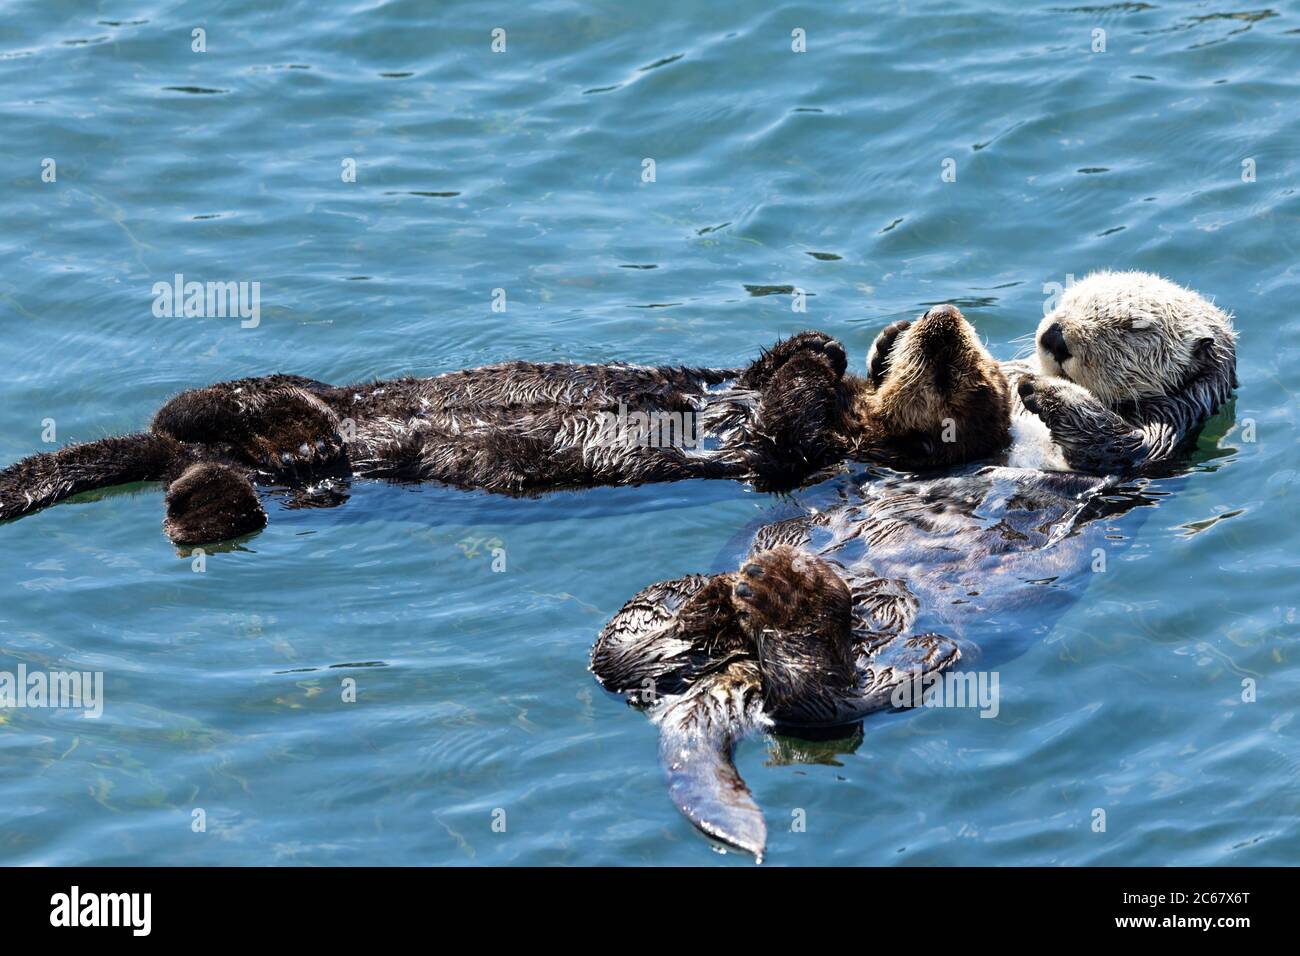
[152,377,346,482]
[594,576,768,857]
[655,661,770,861]
[737,331,847,389]
[163,461,268,546]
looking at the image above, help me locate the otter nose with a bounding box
[1039,322,1070,364]
[923,304,962,322]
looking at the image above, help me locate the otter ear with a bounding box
[1194,336,1215,357]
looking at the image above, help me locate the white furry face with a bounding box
[1034,271,1233,407]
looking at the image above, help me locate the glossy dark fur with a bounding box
[1,313,1011,546]
[591,457,1229,859]
[592,544,962,860]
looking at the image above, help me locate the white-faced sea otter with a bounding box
[1012,270,1237,473]
[591,271,1238,860]
[0,311,1010,546]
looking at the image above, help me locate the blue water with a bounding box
[1,0,1297,865]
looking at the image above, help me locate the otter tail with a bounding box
[0,433,182,524]
[654,660,771,861]
[653,631,964,861]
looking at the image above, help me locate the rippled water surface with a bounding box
[1,1,1297,865]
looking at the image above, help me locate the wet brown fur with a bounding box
[0,310,1011,546]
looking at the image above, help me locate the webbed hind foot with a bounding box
[163,461,267,546]
[737,331,847,389]
[152,376,347,482]
[730,547,857,717]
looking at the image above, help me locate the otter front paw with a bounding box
[746,349,846,491]
[1017,373,1111,426]
[866,320,911,387]
[1018,375,1143,474]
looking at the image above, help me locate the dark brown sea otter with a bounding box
[592,543,963,861]
[0,307,1010,546]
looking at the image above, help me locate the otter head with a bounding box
[1035,271,1237,408]
[864,305,1011,470]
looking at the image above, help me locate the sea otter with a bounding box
[0,310,1010,546]
[1010,270,1237,473]
[591,543,964,860]
[591,271,1237,859]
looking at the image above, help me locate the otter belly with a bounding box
[1000,357,1070,472]
[1007,408,1069,471]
